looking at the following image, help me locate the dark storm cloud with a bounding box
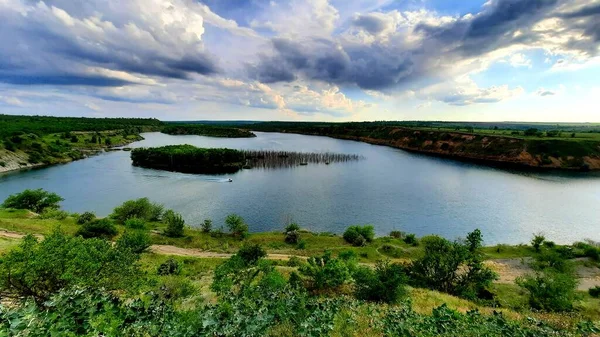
[0,0,220,87]
[250,0,600,91]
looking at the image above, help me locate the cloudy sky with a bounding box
[0,0,599,122]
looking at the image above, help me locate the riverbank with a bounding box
[248,123,600,171]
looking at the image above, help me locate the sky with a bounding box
[0,0,599,122]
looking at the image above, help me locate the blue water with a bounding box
[1,132,599,245]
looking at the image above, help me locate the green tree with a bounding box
[531,233,546,252]
[2,189,64,213]
[163,210,185,237]
[76,211,96,224]
[116,231,151,254]
[111,198,162,223]
[201,219,213,233]
[284,223,301,244]
[225,214,249,239]
[299,251,353,291]
[0,231,140,304]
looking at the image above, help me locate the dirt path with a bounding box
[486,258,600,291]
[1,230,598,289]
[150,244,300,261]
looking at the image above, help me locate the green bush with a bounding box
[158,258,181,276]
[225,214,249,239]
[117,231,151,254]
[517,270,579,312]
[124,217,146,230]
[343,225,375,246]
[389,230,403,239]
[76,211,96,224]
[236,243,267,266]
[287,256,304,267]
[38,208,69,220]
[531,233,546,252]
[408,231,497,299]
[111,198,163,223]
[589,286,600,298]
[297,239,307,250]
[300,251,352,291]
[353,260,407,303]
[163,210,185,237]
[0,231,139,304]
[403,233,418,246]
[76,219,118,239]
[285,223,300,233]
[2,189,64,213]
[201,219,213,233]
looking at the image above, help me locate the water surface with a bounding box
[1,132,599,245]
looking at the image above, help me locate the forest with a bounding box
[0,189,598,336]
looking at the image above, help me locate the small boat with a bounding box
[299,162,308,166]
[325,162,330,165]
[228,179,233,182]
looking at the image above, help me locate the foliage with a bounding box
[111,197,163,223]
[516,270,579,312]
[201,219,213,233]
[76,218,118,239]
[285,223,300,233]
[161,124,256,138]
[389,230,403,239]
[225,214,249,239]
[353,260,407,303]
[0,288,194,337]
[236,243,267,266]
[0,231,140,304]
[284,222,301,244]
[1,188,64,213]
[531,233,546,252]
[38,208,69,220]
[125,217,146,229]
[299,251,353,291]
[116,231,151,254]
[343,225,375,246]
[589,286,600,298]
[131,145,245,174]
[77,211,96,224]
[465,228,483,253]
[407,231,497,300]
[403,233,418,246]
[157,258,181,276]
[163,210,185,237]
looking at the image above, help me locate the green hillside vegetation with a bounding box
[246,122,600,170]
[0,189,598,336]
[162,124,256,138]
[131,145,246,174]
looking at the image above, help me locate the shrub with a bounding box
[403,233,418,246]
[379,244,404,258]
[517,270,579,312]
[38,208,69,220]
[225,214,249,239]
[124,217,146,230]
[158,258,181,276]
[343,225,375,246]
[0,231,139,304]
[531,233,546,252]
[210,226,225,238]
[287,256,304,267]
[76,211,95,224]
[117,231,151,254]
[285,230,300,244]
[299,251,352,291]
[201,219,213,233]
[163,210,185,237]
[589,286,600,298]
[285,223,300,233]
[389,230,403,239]
[236,243,267,266]
[111,198,162,223]
[408,231,497,299]
[2,189,64,213]
[297,240,307,250]
[76,219,118,239]
[353,260,407,303]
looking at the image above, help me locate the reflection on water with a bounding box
[1,131,599,245]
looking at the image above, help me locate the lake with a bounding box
[1,131,599,245]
